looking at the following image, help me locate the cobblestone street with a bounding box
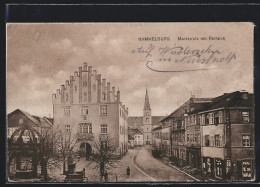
[48,145,197,182]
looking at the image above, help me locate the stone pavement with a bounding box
[134,145,195,182]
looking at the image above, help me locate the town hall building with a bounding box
[52,62,128,157]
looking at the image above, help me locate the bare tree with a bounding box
[56,128,77,175]
[89,136,120,181]
[38,127,61,181]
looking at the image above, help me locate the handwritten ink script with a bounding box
[131,44,236,72]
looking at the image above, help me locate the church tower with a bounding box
[142,88,152,144]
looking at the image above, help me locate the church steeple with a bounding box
[143,88,151,111]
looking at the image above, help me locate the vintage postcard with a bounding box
[6,23,254,183]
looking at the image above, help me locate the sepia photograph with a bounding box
[6,22,255,183]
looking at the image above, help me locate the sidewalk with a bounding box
[159,155,221,182]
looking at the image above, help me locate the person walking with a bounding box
[126,166,130,178]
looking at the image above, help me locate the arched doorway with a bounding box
[79,143,92,158]
[86,143,92,159]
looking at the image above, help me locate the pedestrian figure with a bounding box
[126,166,130,177]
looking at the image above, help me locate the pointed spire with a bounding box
[144,87,151,110]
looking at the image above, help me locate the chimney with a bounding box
[52,94,56,104]
[56,89,60,95]
[240,90,248,99]
[112,87,115,101]
[65,80,69,89]
[88,66,93,75]
[70,76,74,84]
[83,62,88,71]
[107,82,111,102]
[117,88,120,102]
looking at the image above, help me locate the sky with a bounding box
[6,23,254,118]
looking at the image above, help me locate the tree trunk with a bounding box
[100,163,105,181]
[41,159,48,181]
[63,161,66,175]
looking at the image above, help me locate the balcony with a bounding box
[77,133,94,140]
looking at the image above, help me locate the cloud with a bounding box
[50,38,72,50]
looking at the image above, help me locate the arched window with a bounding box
[146,117,149,122]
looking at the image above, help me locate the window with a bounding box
[65,124,71,134]
[84,93,87,101]
[187,134,190,142]
[83,124,88,133]
[215,159,223,177]
[209,113,214,124]
[198,115,201,125]
[103,92,106,100]
[201,114,205,125]
[64,108,70,116]
[242,160,252,178]
[205,135,210,146]
[214,112,219,125]
[242,135,251,147]
[194,134,197,142]
[192,134,195,142]
[66,93,68,101]
[226,160,231,175]
[206,114,209,124]
[242,111,250,123]
[93,84,96,91]
[193,115,196,125]
[219,111,223,123]
[101,124,108,134]
[198,133,201,143]
[82,106,88,116]
[75,86,77,91]
[215,135,220,147]
[100,105,107,115]
[146,117,149,122]
[79,123,92,134]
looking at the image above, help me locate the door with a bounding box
[86,143,92,158]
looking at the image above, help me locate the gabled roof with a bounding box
[127,116,165,129]
[152,125,162,132]
[160,97,213,122]
[7,109,53,128]
[128,128,143,136]
[198,91,254,113]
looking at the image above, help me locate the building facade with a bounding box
[52,62,128,157]
[7,109,53,178]
[128,128,144,147]
[200,91,255,181]
[152,126,162,150]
